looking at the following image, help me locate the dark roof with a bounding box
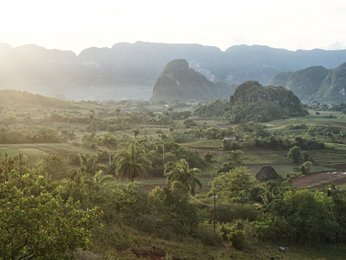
[256,166,280,181]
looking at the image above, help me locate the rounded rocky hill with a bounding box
[227,81,308,122]
[151,59,230,102]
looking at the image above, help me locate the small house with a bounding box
[256,166,280,181]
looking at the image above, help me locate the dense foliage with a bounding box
[227,81,308,122]
[193,81,308,122]
[0,155,101,259]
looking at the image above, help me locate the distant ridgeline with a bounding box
[195,81,308,123]
[271,63,346,103]
[151,59,232,102]
[2,42,346,101]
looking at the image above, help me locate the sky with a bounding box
[0,0,346,54]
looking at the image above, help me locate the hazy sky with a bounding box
[1,0,346,53]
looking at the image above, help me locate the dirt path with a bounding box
[292,171,346,188]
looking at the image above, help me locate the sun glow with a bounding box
[0,0,346,52]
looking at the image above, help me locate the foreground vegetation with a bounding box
[1,90,346,259]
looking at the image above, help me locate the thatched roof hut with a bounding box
[256,166,280,181]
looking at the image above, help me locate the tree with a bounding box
[299,161,313,175]
[149,185,198,235]
[212,167,256,203]
[0,153,26,179]
[218,150,243,173]
[156,130,168,175]
[0,169,101,259]
[88,109,97,132]
[165,159,202,196]
[272,190,339,243]
[133,129,140,138]
[98,133,117,165]
[37,154,68,180]
[79,153,99,175]
[287,146,302,163]
[117,142,150,182]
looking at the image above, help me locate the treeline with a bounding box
[81,132,204,177]
[253,135,325,150]
[310,103,346,113]
[171,122,327,150]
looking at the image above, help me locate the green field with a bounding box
[2,98,346,259]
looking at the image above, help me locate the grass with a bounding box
[0,146,48,163]
[0,143,91,163]
[181,139,222,148]
[90,222,346,260]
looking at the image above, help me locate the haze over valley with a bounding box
[1,41,346,102]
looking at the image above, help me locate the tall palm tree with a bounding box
[156,130,168,175]
[116,142,150,182]
[99,133,117,165]
[165,159,202,196]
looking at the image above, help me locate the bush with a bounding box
[266,190,339,244]
[213,203,258,223]
[287,146,302,163]
[195,222,220,245]
[219,220,253,250]
[136,214,160,234]
[183,119,197,128]
[222,139,241,151]
[253,214,290,242]
[228,230,245,250]
[299,161,313,175]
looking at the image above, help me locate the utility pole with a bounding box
[162,137,165,175]
[157,130,167,175]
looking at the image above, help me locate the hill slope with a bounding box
[271,63,346,103]
[314,63,346,103]
[271,66,330,101]
[0,90,78,110]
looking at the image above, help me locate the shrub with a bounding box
[299,161,313,175]
[195,222,220,245]
[213,203,258,223]
[222,139,241,151]
[287,146,302,163]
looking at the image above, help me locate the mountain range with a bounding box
[1,41,346,101]
[271,63,346,103]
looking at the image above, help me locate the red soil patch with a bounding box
[292,171,346,188]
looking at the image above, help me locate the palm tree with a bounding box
[79,153,98,175]
[116,142,150,182]
[99,133,117,165]
[156,130,168,175]
[89,170,115,185]
[165,159,202,196]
